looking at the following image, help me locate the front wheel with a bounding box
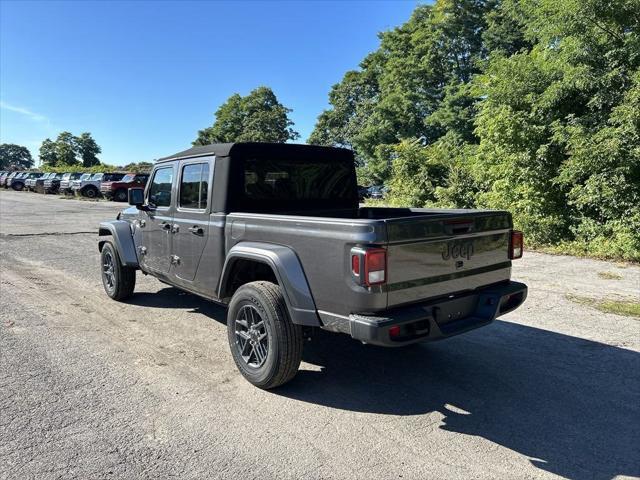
[227,281,303,389]
[101,242,136,300]
[114,189,128,202]
[84,186,98,198]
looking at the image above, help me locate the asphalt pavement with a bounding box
[1,189,639,480]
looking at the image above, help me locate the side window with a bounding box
[179,163,210,209]
[148,167,173,207]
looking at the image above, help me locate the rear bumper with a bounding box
[347,281,527,347]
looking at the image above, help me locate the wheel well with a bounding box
[222,259,278,300]
[98,228,111,251]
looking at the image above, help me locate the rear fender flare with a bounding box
[219,242,319,326]
[98,220,138,268]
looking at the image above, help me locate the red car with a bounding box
[100,173,149,201]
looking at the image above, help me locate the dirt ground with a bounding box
[1,189,638,480]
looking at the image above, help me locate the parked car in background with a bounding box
[2,171,19,188]
[33,172,60,193]
[0,171,8,185]
[12,172,42,191]
[101,173,149,202]
[0,172,21,188]
[61,172,86,194]
[72,172,126,198]
[29,172,56,192]
[368,185,384,199]
[39,173,64,193]
[44,172,69,194]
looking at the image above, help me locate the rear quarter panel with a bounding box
[225,213,388,316]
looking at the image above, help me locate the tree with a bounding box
[310,0,640,260]
[39,138,58,166]
[53,132,79,166]
[76,132,101,167]
[0,144,34,169]
[194,86,299,145]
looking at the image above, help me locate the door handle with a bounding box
[160,221,171,231]
[188,225,204,235]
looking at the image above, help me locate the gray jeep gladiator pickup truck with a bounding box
[98,142,527,388]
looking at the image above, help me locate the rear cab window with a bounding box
[179,163,210,210]
[235,156,357,213]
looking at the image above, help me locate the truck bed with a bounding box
[225,206,513,319]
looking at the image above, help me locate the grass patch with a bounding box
[597,271,623,280]
[566,294,640,318]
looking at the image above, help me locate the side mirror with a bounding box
[128,188,146,209]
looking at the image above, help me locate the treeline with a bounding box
[38,132,102,167]
[1,133,152,174]
[308,0,639,261]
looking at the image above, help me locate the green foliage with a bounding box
[39,132,102,167]
[39,139,57,167]
[54,132,80,166]
[122,161,153,173]
[311,0,640,261]
[194,86,299,145]
[0,143,34,169]
[76,132,101,167]
[40,163,118,174]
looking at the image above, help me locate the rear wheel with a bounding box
[114,189,128,202]
[101,242,136,300]
[227,281,303,389]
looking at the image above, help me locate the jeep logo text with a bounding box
[442,241,474,261]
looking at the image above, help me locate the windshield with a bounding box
[90,173,103,180]
[103,173,125,182]
[121,174,135,182]
[80,174,91,181]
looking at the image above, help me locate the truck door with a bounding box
[170,159,211,282]
[140,165,175,275]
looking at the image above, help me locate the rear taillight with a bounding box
[351,247,387,286]
[510,230,523,259]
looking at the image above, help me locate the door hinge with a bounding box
[170,255,180,265]
[138,246,147,256]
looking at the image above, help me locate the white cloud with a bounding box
[0,100,48,123]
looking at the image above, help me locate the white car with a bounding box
[59,172,84,194]
[71,172,126,198]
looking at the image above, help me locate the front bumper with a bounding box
[348,281,527,347]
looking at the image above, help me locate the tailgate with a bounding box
[385,211,512,308]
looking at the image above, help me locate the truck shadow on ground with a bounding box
[277,321,640,480]
[126,287,638,479]
[127,287,228,324]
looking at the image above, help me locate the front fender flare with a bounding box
[219,242,320,326]
[98,220,139,268]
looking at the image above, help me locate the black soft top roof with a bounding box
[157,142,353,163]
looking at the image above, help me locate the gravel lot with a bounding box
[1,189,639,480]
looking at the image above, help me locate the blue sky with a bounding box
[1,0,419,166]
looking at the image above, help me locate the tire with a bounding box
[227,281,303,389]
[84,186,98,198]
[100,242,136,301]
[114,189,128,202]
[13,182,24,191]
